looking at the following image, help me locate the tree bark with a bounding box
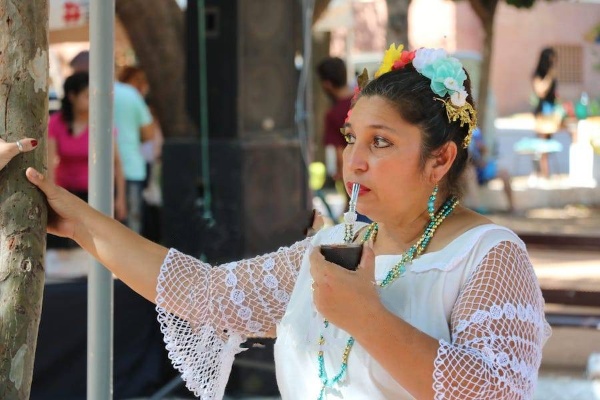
[468,0,499,137]
[386,0,411,47]
[477,19,494,137]
[0,1,49,398]
[116,0,195,138]
[314,0,332,23]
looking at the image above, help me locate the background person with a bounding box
[113,76,155,234]
[26,44,549,399]
[118,65,164,241]
[316,57,354,197]
[467,127,515,213]
[47,71,127,249]
[532,47,559,178]
[316,57,369,223]
[69,50,155,234]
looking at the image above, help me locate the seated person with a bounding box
[468,127,514,213]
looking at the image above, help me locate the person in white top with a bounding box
[25,44,550,399]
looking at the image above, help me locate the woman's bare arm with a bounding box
[27,167,167,302]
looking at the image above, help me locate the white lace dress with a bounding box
[156,223,551,399]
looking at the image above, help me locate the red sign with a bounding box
[63,2,81,24]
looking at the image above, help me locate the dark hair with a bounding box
[118,65,143,83]
[69,50,89,73]
[359,64,474,198]
[316,57,347,88]
[533,47,556,79]
[61,71,89,130]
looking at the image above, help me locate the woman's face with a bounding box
[342,95,432,222]
[69,87,90,114]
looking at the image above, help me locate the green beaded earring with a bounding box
[428,184,438,220]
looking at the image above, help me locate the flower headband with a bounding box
[362,44,477,148]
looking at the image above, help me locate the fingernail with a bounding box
[31,139,38,147]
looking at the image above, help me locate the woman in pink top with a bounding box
[48,72,127,223]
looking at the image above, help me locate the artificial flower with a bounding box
[392,50,416,70]
[443,77,461,92]
[351,85,361,102]
[420,57,467,98]
[375,43,404,77]
[371,43,477,145]
[450,89,468,107]
[412,48,448,72]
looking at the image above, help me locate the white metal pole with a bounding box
[88,0,115,398]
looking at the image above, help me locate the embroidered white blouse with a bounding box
[156,223,551,400]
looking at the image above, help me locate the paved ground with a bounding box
[535,371,600,400]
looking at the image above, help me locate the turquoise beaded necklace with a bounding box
[316,196,459,400]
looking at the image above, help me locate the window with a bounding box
[554,44,583,83]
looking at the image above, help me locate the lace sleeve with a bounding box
[433,241,552,399]
[155,238,311,399]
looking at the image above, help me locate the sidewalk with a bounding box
[535,371,600,399]
[489,203,600,237]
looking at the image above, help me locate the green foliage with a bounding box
[452,0,539,8]
[506,0,535,7]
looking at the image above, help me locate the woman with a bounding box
[48,71,127,226]
[533,47,557,118]
[532,47,558,178]
[26,45,550,399]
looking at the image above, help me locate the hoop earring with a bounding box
[428,184,438,220]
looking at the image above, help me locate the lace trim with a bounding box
[155,238,309,399]
[156,307,245,399]
[434,334,539,399]
[433,298,550,398]
[154,249,243,399]
[454,303,547,336]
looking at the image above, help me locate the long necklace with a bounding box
[316,196,459,400]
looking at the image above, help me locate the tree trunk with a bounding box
[116,0,195,138]
[386,0,411,47]
[468,0,499,138]
[314,0,332,23]
[477,19,494,137]
[0,1,49,398]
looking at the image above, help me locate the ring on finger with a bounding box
[16,140,23,152]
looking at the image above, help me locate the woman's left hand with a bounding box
[0,137,38,171]
[310,243,383,333]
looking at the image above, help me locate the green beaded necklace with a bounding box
[316,196,459,400]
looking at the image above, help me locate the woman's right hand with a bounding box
[26,167,85,239]
[27,168,169,304]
